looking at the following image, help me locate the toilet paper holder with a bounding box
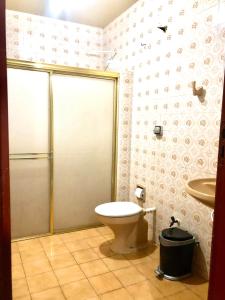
[135,185,145,201]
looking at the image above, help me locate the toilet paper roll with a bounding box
[135,187,144,199]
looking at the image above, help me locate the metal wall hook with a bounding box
[192,81,206,102]
[192,81,204,96]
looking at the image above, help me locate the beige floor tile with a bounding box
[93,245,114,258]
[80,259,109,277]
[54,265,85,285]
[87,236,107,248]
[48,252,77,270]
[83,228,101,238]
[124,250,152,265]
[26,271,58,294]
[62,278,97,300]
[23,258,52,276]
[13,278,30,299]
[126,280,164,300]
[182,275,208,286]
[186,284,208,299]
[182,275,209,299]
[166,289,202,299]
[31,287,65,300]
[103,255,131,271]
[96,226,113,236]
[60,228,100,243]
[65,239,90,252]
[17,238,41,248]
[103,234,114,242]
[20,250,47,264]
[148,256,159,270]
[12,253,22,266]
[18,239,43,252]
[148,276,187,297]
[148,246,159,260]
[43,244,70,257]
[72,248,99,264]
[135,261,156,280]
[11,242,19,254]
[60,231,87,242]
[14,296,31,300]
[113,266,146,287]
[89,272,122,294]
[62,230,88,241]
[12,264,25,280]
[101,288,132,300]
[39,235,63,247]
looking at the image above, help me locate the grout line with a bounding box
[11,251,32,299]
[59,237,99,299]
[13,227,201,299]
[18,237,66,299]
[12,228,110,298]
[42,242,67,300]
[38,228,108,298]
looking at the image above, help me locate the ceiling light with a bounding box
[47,0,95,17]
[47,0,64,18]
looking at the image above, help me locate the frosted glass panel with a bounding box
[10,159,50,239]
[53,75,114,231]
[7,68,49,154]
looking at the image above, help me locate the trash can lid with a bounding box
[162,227,193,241]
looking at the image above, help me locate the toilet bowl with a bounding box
[95,201,156,254]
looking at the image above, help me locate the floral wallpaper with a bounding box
[6,0,225,279]
[104,0,225,279]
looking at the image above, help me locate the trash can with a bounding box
[155,227,197,280]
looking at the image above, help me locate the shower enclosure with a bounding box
[7,60,118,239]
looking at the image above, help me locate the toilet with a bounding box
[95,201,156,254]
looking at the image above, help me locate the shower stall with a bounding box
[7,60,118,240]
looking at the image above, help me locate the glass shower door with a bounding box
[7,68,50,239]
[52,74,115,231]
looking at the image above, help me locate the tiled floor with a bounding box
[11,226,209,300]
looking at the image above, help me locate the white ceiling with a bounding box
[6,0,138,28]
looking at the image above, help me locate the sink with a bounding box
[185,178,216,208]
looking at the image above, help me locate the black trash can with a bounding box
[155,227,197,280]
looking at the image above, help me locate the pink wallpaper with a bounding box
[104,0,225,278]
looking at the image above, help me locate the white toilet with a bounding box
[95,201,156,254]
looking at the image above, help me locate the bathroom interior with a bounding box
[4,0,225,299]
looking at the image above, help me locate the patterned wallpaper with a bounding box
[104,0,225,279]
[6,10,104,69]
[6,0,225,279]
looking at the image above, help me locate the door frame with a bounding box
[0,1,12,299]
[208,71,225,299]
[1,2,225,295]
[7,58,119,238]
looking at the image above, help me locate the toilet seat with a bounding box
[95,201,143,218]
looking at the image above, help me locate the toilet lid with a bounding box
[95,201,142,217]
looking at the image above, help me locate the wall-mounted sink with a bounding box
[185,178,216,208]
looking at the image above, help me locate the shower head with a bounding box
[157,26,168,33]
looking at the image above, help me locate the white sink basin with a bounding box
[185,178,216,208]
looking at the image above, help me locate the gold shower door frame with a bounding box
[7,59,119,240]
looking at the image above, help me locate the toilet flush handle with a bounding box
[143,207,156,214]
